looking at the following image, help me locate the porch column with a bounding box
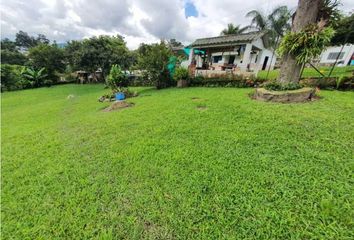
[188,48,195,65]
[240,43,252,72]
[255,50,263,74]
[188,48,196,76]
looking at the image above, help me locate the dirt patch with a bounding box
[196,105,208,111]
[191,97,207,102]
[102,101,134,112]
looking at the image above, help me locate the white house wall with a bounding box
[251,38,276,71]
[319,44,354,65]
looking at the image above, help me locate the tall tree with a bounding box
[1,38,17,51]
[15,31,50,48]
[246,10,268,31]
[1,38,27,65]
[28,44,65,82]
[246,6,291,47]
[331,13,354,45]
[137,41,173,89]
[65,35,132,77]
[220,23,248,35]
[277,0,337,84]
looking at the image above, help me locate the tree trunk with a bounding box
[277,0,321,84]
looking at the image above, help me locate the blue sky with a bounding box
[185,2,198,18]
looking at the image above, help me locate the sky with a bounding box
[1,0,353,49]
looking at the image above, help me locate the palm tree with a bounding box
[246,6,292,45]
[220,23,248,35]
[21,67,47,87]
[246,6,291,78]
[245,10,269,31]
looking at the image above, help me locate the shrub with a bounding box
[137,41,173,89]
[173,67,189,81]
[190,75,266,88]
[0,64,28,91]
[21,67,48,88]
[264,81,302,91]
[106,64,128,93]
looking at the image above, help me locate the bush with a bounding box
[137,41,173,89]
[264,81,302,91]
[106,64,128,93]
[190,75,266,88]
[0,64,28,91]
[173,67,189,81]
[300,76,354,90]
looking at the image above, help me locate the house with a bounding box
[187,31,276,77]
[318,44,354,66]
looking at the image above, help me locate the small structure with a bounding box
[76,71,89,84]
[187,31,276,77]
[318,44,354,66]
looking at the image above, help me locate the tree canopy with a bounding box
[137,41,173,89]
[15,31,50,48]
[246,6,292,47]
[28,44,65,81]
[65,35,133,76]
[331,13,354,45]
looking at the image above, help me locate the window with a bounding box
[327,52,345,60]
[213,56,222,63]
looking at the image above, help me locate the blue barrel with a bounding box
[115,92,125,101]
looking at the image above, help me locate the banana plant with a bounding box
[21,67,48,87]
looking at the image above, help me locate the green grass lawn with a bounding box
[258,66,354,80]
[2,84,354,239]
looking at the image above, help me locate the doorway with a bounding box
[262,56,269,70]
[228,55,236,64]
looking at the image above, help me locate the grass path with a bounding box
[2,85,354,239]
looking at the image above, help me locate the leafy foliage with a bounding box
[331,13,354,45]
[173,67,189,81]
[15,30,50,48]
[318,0,342,26]
[21,67,48,87]
[190,75,265,88]
[65,35,133,77]
[277,24,335,64]
[106,64,128,93]
[264,81,302,91]
[1,50,28,65]
[0,64,27,91]
[246,6,291,47]
[28,44,65,82]
[1,38,17,51]
[137,41,173,89]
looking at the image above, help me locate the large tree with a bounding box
[276,0,337,84]
[28,44,65,82]
[331,13,354,45]
[15,31,50,48]
[65,35,132,78]
[246,6,291,47]
[137,41,173,89]
[220,23,248,35]
[1,38,28,65]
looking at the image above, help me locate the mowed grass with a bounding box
[258,65,354,80]
[2,84,354,239]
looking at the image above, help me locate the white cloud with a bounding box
[1,0,353,49]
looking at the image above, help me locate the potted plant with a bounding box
[106,64,128,100]
[174,67,189,88]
